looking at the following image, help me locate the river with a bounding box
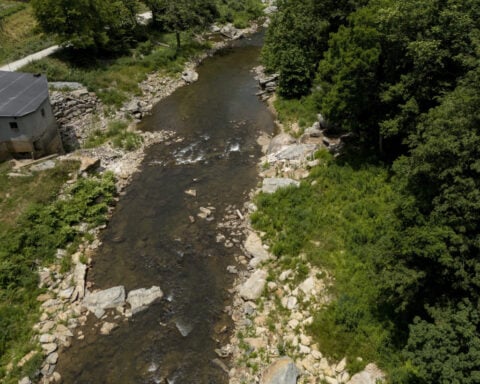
[56,33,275,383]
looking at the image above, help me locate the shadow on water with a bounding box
[56,33,275,383]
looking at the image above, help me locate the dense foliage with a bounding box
[261,0,480,382]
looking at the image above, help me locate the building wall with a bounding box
[0,98,63,159]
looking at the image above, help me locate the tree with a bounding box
[262,0,366,98]
[31,0,138,51]
[145,0,218,51]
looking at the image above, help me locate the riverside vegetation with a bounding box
[0,1,266,382]
[256,0,480,382]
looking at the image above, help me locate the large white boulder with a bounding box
[126,286,163,315]
[239,270,267,301]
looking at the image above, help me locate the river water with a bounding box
[56,33,274,383]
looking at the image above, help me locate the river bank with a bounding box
[224,70,386,384]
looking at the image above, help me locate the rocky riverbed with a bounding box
[220,70,386,384]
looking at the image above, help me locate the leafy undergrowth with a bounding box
[0,2,55,65]
[21,32,210,107]
[273,94,319,133]
[0,163,116,383]
[251,150,402,377]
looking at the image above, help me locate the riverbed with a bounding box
[56,33,275,383]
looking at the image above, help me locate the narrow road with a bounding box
[0,45,60,72]
[0,11,153,72]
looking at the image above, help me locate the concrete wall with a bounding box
[0,98,63,159]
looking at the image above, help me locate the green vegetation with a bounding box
[252,151,399,368]
[261,0,480,382]
[0,163,116,383]
[21,0,264,106]
[0,2,55,65]
[85,120,143,150]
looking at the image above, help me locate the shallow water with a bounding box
[56,33,274,383]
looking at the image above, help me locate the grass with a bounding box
[0,2,55,65]
[20,31,211,107]
[0,162,116,384]
[251,150,402,376]
[84,120,143,150]
[273,94,319,132]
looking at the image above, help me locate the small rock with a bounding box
[239,270,267,301]
[262,178,300,194]
[18,377,32,384]
[42,343,58,355]
[212,358,229,374]
[336,357,347,373]
[182,70,199,84]
[126,286,163,315]
[260,357,299,384]
[185,189,197,197]
[39,334,56,344]
[46,352,59,365]
[100,322,118,335]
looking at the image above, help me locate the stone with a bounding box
[40,321,56,333]
[244,232,271,267]
[279,270,292,281]
[126,286,163,314]
[298,277,315,295]
[37,293,53,302]
[347,363,385,384]
[42,343,58,355]
[325,377,338,384]
[30,160,56,172]
[100,322,118,335]
[18,351,37,368]
[267,133,296,154]
[18,377,32,384]
[262,178,300,194]
[264,5,278,14]
[267,282,277,291]
[269,144,318,162]
[182,70,199,84]
[185,189,197,197]
[39,334,56,344]
[287,319,299,329]
[83,286,126,311]
[312,350,322,360]
[335,357,347,373]
[304,124,322,138]
[46,352,59,365]
[227,265,238,274]
[299,345,311,355]
[239,270,267,301]
[212,358,229,374]
[260,357,299,384]
[282,296,297,310]
[73,262,87,299]
[59,287,75,300]
[52,372,62,383]
[300,334,311,346]
[79,157,100,174]
[125,100,140,113]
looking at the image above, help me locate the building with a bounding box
[0,71,63,161]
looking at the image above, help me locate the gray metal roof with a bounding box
[0,71,49,117]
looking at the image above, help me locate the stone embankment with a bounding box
[221,73,386,384]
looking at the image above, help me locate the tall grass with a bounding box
[251,150,401,374]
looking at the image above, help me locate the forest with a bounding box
[257,0,480,382]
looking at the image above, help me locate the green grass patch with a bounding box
[85,120,143,150]
[0,3,55,65]
[0,165,116,383]
[273,94,319,131]
[20,32,210,106]
[251,150,402,375]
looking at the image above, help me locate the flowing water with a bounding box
[56,33,275,383]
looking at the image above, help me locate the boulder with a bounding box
[18,377,32,384]
[269,144,318,162]
[262,178,300,194]
[260,357,299,384]
[239,270,267,301]
[244,232,271,267]
[347,363,385,384]
[126,286,163,315]
[79,157,100,173]
[125,100,140,113]
[220,24,242,39]
[83,286,126,312]
[182,70,199,84]
[304,123,322,138]
[267,133,296,154]
[73,262,87,300]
